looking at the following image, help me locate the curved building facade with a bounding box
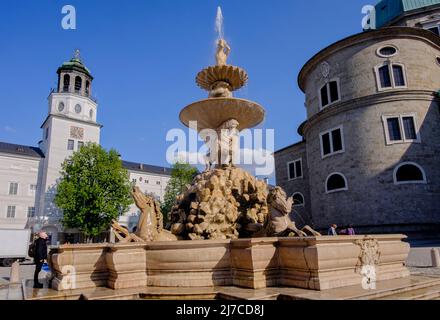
[275,3,440,235]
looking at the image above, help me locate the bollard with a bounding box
[9,261,20,284]
[431,248,440,268]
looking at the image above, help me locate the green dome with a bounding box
[57,56,93,79]
[376,0,440,28]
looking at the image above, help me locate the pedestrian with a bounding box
[327,224,338,236]
[32,231,48,288]
[347,224,356,235]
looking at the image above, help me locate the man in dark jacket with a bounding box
[33,231,48,288]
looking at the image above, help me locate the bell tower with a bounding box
[35,50,102,240]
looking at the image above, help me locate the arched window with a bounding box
[326,173,348,193]
[292,192,305,207]
[63,74,70,92]
[394,162,427,185]
[85,80,90,96]
[75,76,82,93]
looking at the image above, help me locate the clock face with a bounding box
[58,102,65,112]
[75,104,82,114]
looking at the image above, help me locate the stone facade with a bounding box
[275,17,440,234]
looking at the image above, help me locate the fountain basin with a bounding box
[49,235,410,292]
[179,97,265,131]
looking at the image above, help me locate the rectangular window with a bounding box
[27,207,35,218]
[387,117,402,141]
[29,184,37,196]
[383,115,419,144]
[402,116,417,140]
[378,65,392,88]
[320,80,340,109]
[9,182,18,195]
[320,126,345,158]
[156,181,161,185]
[287,159,303,180]
[392,65,405,87]
[377,64,406,90]
[67,139,74,150]
[45,128,49,140]
[7,206,16,218]
[77,141,84,150]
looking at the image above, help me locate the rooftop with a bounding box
[121,160,172,176]
[0,142,45,159]
[376,0,440,28]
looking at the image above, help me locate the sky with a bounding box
[0,0,374,176]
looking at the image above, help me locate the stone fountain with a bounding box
[41,12,413,300]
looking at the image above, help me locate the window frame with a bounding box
[67,139,75,151]
[319,125,345,159]
[318,78,341,110]
[6,205,16,218]
[29,184,37,196]
[376,44,399,58]
[374,62,408,91]
[325,172,349,194]
[393,162,427,185]
[287,158,303,181]
[382,114,421,145]
[8,182,19,196]
[292,192,305,207]
[27,206,36,218]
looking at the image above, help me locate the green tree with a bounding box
[55,143,132,239]
[161,162,198,223]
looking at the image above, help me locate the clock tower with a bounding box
[35,51,102,239]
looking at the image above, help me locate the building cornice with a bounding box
[298,27,440,92]
[274,140,306,155]
[301,90,438,135]
[40,114,104,129]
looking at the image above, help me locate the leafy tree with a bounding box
[161,162,198,223]
[55,143,133,239]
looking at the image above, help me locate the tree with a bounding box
[55,143,132,239]
[161,162,198,223]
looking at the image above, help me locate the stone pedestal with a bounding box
[49,235,410,292]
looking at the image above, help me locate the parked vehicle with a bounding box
[0,229,31,267]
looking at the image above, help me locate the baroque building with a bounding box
[0,52,171,244]
[275,0,440,235]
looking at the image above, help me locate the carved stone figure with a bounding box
[217,119,239,167]
[262,187,321,237]
[112,187,178,242]
[209,81,233,98]
[216,39,231,66]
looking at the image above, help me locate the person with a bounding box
[347,224,356,235]
[33,231,48,288]
[327,224,338,236]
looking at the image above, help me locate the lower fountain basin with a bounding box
[49,235,410,292]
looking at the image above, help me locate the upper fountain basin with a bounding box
[196,65,249,92]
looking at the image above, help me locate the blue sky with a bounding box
[0,0,372,171]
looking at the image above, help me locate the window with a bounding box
[27,207,35,218]
[9,182,18,195]
[63,74,70,92]
[427,26,440,36]
[292,193,305,207]
[156,181,161,185]
[45,128,49,140]
[393,162,427,185]
[132,179,137,183]
[320,126,345,158]
[319,80,340,109]
[75,104,82,114]
[29,184,37,196]
[67,139,74,150]
[85,80,90,96]
[77,141,84,150]
[287,159,303,180]
[382,115,420,145]
[89,109,94,119]
[375,63,407,90]
[377,46,398,58]
[75,76,82,93]
[7,206,16,218]
[326,173,348,193]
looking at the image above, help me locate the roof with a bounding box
[0,141,44,159]
[376,0,440,27]
[122,160,172,176]
[57,58,93,79]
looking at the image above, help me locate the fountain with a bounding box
[38,8,412,300]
